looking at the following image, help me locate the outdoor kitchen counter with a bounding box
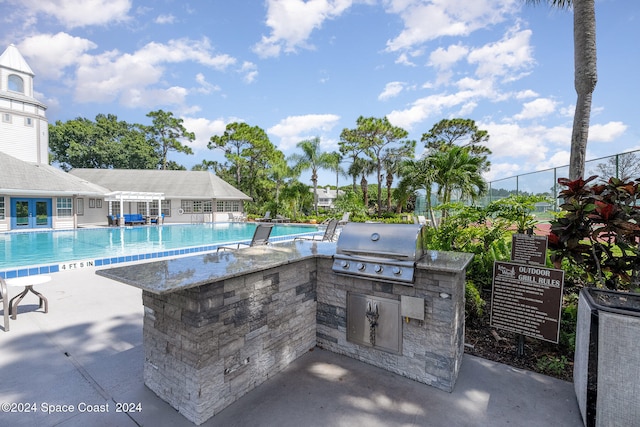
[96,240,336,294]
[95,239,474,425]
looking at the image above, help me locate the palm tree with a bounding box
[288,137,334,215]
[430,146,488,219]
[382,141,415,212]
[526,0,597,180]
[400,158,439,225]
[326,151,345,191]
[348,157,376,209]
[267,154,294,215]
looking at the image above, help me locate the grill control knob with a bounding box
[340,260,350,269]
[392,266,402,275]
[357,262,366,271]
[374,264,383,273]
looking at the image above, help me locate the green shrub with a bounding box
[465,281,485,324]
[536,355,570,377]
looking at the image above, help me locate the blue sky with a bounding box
[2,0,638,186]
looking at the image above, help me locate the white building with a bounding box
[312,186,343,209]
[0,44,250,231]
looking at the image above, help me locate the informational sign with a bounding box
[511,234,548,266]
[490,261,564,343]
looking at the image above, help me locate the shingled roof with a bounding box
[69,169,251,200]
[0,152,109,196]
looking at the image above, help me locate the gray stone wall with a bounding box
[315,258,465,392]
[140,253,467,425]
[142,259,317,425]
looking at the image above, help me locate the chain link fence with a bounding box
[414,150,640,220]
[479,150,640,212]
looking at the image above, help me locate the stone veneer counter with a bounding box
[97,240,473,425]
[97,240,336,294]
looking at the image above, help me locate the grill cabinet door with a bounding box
[347,292,402,354]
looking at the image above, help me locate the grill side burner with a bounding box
[332,223,425,284]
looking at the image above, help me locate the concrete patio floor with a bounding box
[0,266,584,426]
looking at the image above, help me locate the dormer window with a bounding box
[8,74,24,93]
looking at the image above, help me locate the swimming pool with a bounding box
[0,223,319,278]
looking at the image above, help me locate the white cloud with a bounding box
[588,121,627,142]
[481,122,551,163]
[19,0,132,29]
[378,81,405,100]
[384,0,518,52]
[483,162,522,182]
[253,0,353,58]
[195,73,220,94]
[240,61,258,84]
[18,33,97,80]
[123,86,189,109]
[267,114,341,150]
[513,98,557,120]
[515,89,538,99]
[395,53,416,66]
[387,91,476,129]
[546,150,570,169]
[68,38,236,107]
[155,14,176,24]
[182,116,229,150]
[429,43,469,70]
[468,27,534,80]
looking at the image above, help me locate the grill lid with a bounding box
[335,222,425,261]
[332,223,425,284]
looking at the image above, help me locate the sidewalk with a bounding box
[0,267,583,426]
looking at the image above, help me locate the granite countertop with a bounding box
[416,250,474,273]
[97,239,474,295]
[97,240,337,294]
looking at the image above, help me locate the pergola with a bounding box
[104,191,165,220]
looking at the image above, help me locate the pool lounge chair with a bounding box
[295,218,338,242]
[217,223,274,252]
[273,214,290,223]
[338,212,350,226]
[257,211,271,222]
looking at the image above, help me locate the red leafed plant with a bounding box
[549,175,640,290]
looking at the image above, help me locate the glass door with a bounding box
[11,198,52,229]
[15,200,29,227]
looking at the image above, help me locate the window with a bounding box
[111,202,121,216]
[136,202,147,214]
[216,200,241,212]
[24,117,33,127]
[76,199,84,216]
[8,74,24,93]
[180,200,211,214]
[57,198,73,217]
[2,113,10,123]
[181,200,193,214]
[0,196,4,220]
[161,200,170,216]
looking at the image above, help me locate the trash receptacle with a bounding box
[574,288,640,427]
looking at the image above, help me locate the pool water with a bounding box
[0,223,318,277]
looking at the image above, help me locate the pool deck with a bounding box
[0,265,583,427]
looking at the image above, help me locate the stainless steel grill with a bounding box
[332,222,425,284]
